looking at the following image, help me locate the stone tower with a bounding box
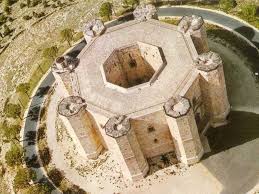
[195,51,230,127]
[57,96,104,159]
[164,96,204,164]
[104,116,149,181]
[178,15,209,54]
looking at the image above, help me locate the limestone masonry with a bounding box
[52,4,230,181]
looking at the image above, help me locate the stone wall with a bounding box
[131,110,175,158]
[184,76,209,134]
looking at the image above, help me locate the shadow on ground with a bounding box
[201,111,259,194]
[205,111,259,157]
[235,26,259,49]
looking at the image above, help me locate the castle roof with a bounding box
[76,19,199,118]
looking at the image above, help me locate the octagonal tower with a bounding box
[57,96,104,159]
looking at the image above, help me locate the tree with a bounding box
[16,83,30,98]
[1,122,20,142]
[22,183,53,194]
[99,2,112,21]
[3,24,12,36]
[219,0,236,12]
[4,103,22,119]
[240,3,257,21]
[47,168,64,187]
[42,46,58,60]
[122,0,138,9]
[60,28,74,46]
[14,167,37,190]
[5,143,24,167]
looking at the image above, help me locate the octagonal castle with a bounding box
[52,5,230,181]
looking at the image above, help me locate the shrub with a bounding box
[42,0,48,7]
[219,0,236,12]
[5,143,24,167]
[3,24,12,36]
[240,3,257,21]
[19,2,26,8]
[31,0,41,6]
[42,46,58,60]
[4,103,21,118]
[60,28,74,46]
[122,0,138,8]
[99,2,112,21]
[0,122,20,142]
[47,168,64,187]
[0,14,7,26]
[23,183,53,194]
[39,147,51,166]
[16,82,30,98]
[14,167,37,190]
[23,15,32,20]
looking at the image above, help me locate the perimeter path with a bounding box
[21,40,86,193]
[158,6,259,49]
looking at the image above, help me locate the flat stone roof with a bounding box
[76,19,198,118]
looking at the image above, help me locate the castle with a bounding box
[52,4,230,181]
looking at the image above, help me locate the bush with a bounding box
[5,143,24,167]
[99,2,112,21]
[47,168,64,187]
[0,14,7,26]
[42,46,58,60]
[19,2,26,8]
[31,0,41,6]
[122,0,138,8]
[2,24,12,36]
[4,103,21,118]
[60,28,74,46]
[240,3,257,21]
[32,11,45,18]
[23,183,54,194]
[219,0,236,12]
[39,147,51,166]
[23,15,32,20]
[14,167,37,190]
[0,122,20,142]
[17,82,30,98]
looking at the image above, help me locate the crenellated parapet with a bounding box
[52,55,79,74]
[133,4,158,21]
[164,96,204,165]
[58,96,104,159]
[178,15,209,54]
[83,19,106,43]
[196,51,230,127]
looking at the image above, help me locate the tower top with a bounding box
[52,55,79,74]
[195,51,222,72]
[133,4,158,21]
[164,96,191,118]
[178,15,204,33]
[83,19,106,43]
[58,96,86,117]
[105,115,131,138]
